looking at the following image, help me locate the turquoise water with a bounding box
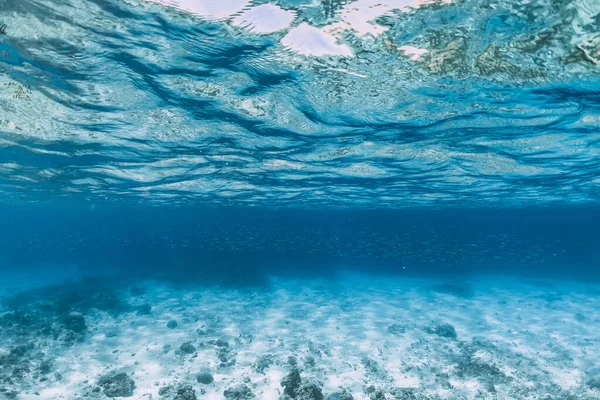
[1,0,600,206]
[1,0,600,399]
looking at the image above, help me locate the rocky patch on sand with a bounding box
[0,277,598,399]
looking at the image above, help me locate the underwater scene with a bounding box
[1,0,600,399]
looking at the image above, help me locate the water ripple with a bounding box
[0,0,599,206]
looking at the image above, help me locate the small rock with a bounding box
[223,384,256,400]
[217,347,231,363]
[97,371,135,398]
[38,360,52,374]
[167,320,178,329]
[297,383,324,400]
[159,383,197,400]
[253,354,274,374]
[425,323,457,339]
[3,390,19,399]
[281,369,302,397]
[196,370,214,384]
[159,386,170,396]
[180,342,196,354]
[368,390,385,400]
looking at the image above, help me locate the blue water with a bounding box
[1,0,600,207]
[1,0,600,399]
[1,205,600,281]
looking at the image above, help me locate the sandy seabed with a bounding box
[1,273,599,400]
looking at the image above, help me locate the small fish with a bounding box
[0,25,6,35]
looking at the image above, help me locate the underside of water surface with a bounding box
[1,0,600,399]
[1,0,599,206]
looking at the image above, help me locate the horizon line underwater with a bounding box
[1,0,600,399]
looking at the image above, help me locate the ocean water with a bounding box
[1,0,600,399]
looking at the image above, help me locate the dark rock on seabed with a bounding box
[296,382,324,400]
[361,356,385,378]
[196,370,214,384]
[97,371,135,398]
[287,356,298,367]
[167,320,178,329]
[367,389,386,400]
[425,323,457,339]
[0,344,33,366]
[281,369,302,397]
[159,383,197,400]
[0,389,19,399]
[179,342,196,354]
[253,354,274,374]
[280,368,324,400]
[38,359,53,374]
[304,355,316,368]
[223,384,256,399]
[453,340,509,384]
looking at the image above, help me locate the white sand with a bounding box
[1,273,599,400]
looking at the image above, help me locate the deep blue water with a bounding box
[1,204,599,284]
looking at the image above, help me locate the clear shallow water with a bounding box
[1,0,600,206]
[1,206,599,399]
[1,1,600,399]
